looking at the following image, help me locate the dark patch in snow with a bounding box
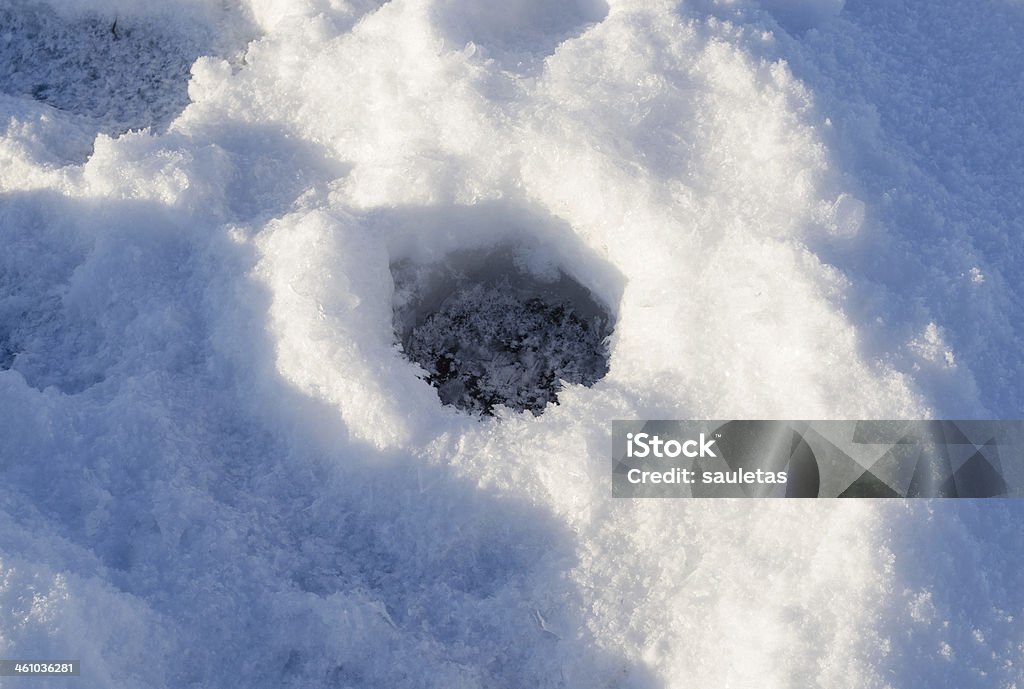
[394,247,612,416]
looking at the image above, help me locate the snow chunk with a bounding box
[830,192,865,237]
[908,589,936,624]
[908,322,957,369]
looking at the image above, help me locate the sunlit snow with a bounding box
[2,0,1022,687]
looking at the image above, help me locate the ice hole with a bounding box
[392,245,613,416]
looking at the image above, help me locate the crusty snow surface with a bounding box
[1,0,1023,687]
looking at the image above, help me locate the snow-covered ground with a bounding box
[1,0,1022,686]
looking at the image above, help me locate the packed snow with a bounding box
[1,0,1022,687]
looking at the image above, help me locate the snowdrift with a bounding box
[1,0,1022,687]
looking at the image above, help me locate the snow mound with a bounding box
[2,0,1023,686]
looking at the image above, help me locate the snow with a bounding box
[2,0,1023,687]
[755,0,845,33]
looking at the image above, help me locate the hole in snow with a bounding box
[392,245,613,417]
